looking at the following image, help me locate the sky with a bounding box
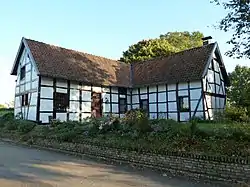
[0,0,249,104]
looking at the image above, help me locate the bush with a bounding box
[215,105,250,122]
[17,120,36,134]
[123,109,151,133]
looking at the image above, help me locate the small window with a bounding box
[119,98,127,114]
[178,96,190,112]
[140,99,149,113]
[20,66,26,80]
[118,87,127,95]
[21,94,29,106]
[54,92,69,111]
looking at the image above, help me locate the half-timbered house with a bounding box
[11,37,229,123]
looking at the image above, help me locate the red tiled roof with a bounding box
[132,43,216,86]
[25,39,130,87]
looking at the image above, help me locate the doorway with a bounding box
[91,92,102,117]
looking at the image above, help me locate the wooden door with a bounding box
[91,92,102,118]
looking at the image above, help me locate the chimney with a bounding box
[202,36,213,45]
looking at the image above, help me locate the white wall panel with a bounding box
[149,86,157,93]
[26,63,31,71]
[102,87,110,92]
[40,113,53,123]
[14,107,21,117]
[140,87,147,94]
[168,102,177,111]
[103,103,110,113]
[32,68,38,80]
[82,85,91,90]
[180,112,189,121]
[70,89,79,100]
[149,93,156,103]
[132,95,139,103]
[149,113,157,119]
[30,93,37,105]
[158,92,166,102]
[69,101,80,112]
[82,91,91,101]
[132,104,140,109]
[140,94,148,99]
[190,89,201,100]
[168,84,176,91]
[190,81,201,88]
[179,83,188,90]
[158,103,167,112]
[40,99,53,111]
[27,106,36,121]
[158,85,166,92]
[132,89,138,95]
[207,70,214,82]
[15,96,21,108]
[82,113,91,119]
[191,100,199,111]
[32,80,38,89]
[41,77,53,86]
[56,80,67,88]
[111,87,118,93]
[20,85,25,93]
[112,104,119,113]
[149,103,157,112]
[25,82,30,91]
[168,91,176,101]
[92,86,102,93]
[215,73,220,84]
[70,82,80,89]
[111,94,118,103]
[178,90,188,96]
[194,112,204,119]
[56,113,67,122]
[15,86,19,94]
[168,113,177,121]
[127,95,131,104]
[82,102,91,112]
[69,113,79,121]
[102,93,110,103]
[41,87,53,98]
[26,72,31,82]
[56,88,67,93]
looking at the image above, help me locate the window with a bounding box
[118,87,127,95]
[140,99,149,113]
[119,98,127,114]
[178,96,190,112]
[21,94,29,106]
[54,92,69,111]
[20,66,26,80]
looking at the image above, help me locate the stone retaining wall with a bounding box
[32,139,250,185]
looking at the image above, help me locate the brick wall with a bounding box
[34,139,250,184]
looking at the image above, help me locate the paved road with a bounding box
[0,141,224,187]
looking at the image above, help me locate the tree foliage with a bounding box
[120,31,204,63]
[227,65,250,113]
[0,104,5,109]
[212,0,250,59]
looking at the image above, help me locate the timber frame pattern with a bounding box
[11,38,229,123]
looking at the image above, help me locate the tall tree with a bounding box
[212,0,250,59]
[227,65,250,112]
[120,31,204,63]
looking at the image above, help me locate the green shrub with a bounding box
[0,111,14,121]
[17,120,36,134]
[123,109,151,133]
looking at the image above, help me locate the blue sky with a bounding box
[0,0,249,104]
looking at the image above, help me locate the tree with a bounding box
[0,104,5,109]
[227,65,250,113]
[212,0,250,59]
[120,31,204,63]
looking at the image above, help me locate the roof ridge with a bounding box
[24,38,128,65]
[131,43,216,65]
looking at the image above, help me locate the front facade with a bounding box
[11,38,229,123]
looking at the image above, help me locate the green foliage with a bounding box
[212,0,250,59]
[123,109,151,133]
[0,104,5,109]
[120,31,204,63]
[227,65,250,114]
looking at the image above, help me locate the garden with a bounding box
[0,107,250,158]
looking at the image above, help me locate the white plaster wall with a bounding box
[40,99,53,111]
[158,103,167,112]
[190,81,201,88]
[69,113,79,121]
[168,84,176,91]
[168,102,177,112]
[190,89,201,100]
[158,92,166,102]
[179,83,188,90]
[149,93,156,103]
[70,82,80,89]
[140,87,147,94]
[140,94,148,99]
[82,91,91,101]
[41,77,53,86]
[70,89,79,100]
[168,91,176,101]
[178,90,188,96]
[69,101,80,112]
[149,103,157,112]
[168,113,177,121]
[158,85,166,92]
[56,80,67,88]
[56,88,67,93]
[41,87,53,98]
[56,113,67,122]
[180,112,189,121]
[40,113,53,123]
[111,94,118,103]
[27,107,36,121]
[149,86,157,92]
[82,102,91,112]
[112,104,119,113]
